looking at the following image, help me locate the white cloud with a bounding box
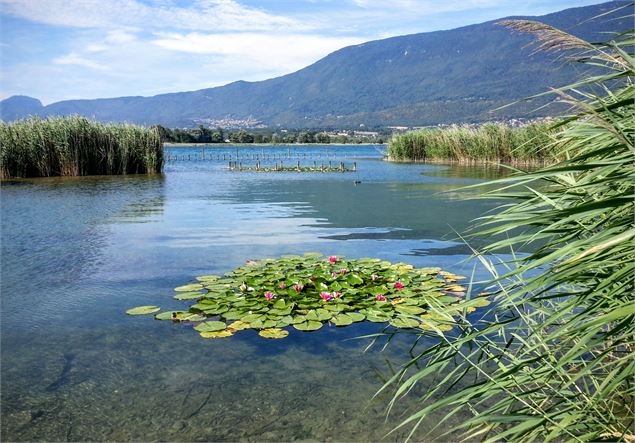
[52,52,109,70]
[0,0,305,32]
[152,32,363,70]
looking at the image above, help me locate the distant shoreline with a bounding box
[163,142,386,147]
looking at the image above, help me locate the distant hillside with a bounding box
[1,1,630,128]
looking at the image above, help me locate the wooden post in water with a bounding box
[297,160,300,171]
[340,162,344,171]
[256,161,260,171]
[353,162,357,171]
[329,161,332,168]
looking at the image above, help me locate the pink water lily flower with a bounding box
[393,281,405,289]
[320,292,333,301]
[332,291,342,298]
[339,268,348,274]
[278,283,288,289]
[375,294,387,301]
[328,256,338,263]
[371,274,380,281]
[264,292,276,300]
[331,272,338,278]
[292,284,304,293]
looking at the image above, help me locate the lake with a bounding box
[1,145,505,441]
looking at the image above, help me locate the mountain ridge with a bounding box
[1,1,629,128]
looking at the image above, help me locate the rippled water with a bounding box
[1,145,505,441]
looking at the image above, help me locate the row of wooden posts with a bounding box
[228,161,357,171]
[166,152,347,162]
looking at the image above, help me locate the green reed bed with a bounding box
[387,121,557,164]
[382,16,634,443]
[0,116,163,178]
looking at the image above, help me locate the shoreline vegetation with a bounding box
[386,121,557,164]
[0,116,163,179]
[384,18,634,442]
[163,142,384,147]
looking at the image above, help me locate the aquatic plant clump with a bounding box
[387,121,557,164]
[128,254,490,339]
[0,116,163,178]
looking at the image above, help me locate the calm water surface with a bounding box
[1,145,505,441]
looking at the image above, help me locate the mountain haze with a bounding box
[1,1,629,128]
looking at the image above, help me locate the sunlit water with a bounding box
[1,145,507,441]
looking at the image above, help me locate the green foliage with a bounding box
[132,254,491,340]
[0,115,163,178]
[126,306,161,315]
[383,18,634,442]
[387,121,558,163]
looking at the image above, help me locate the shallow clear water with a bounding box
[1,145,505,441]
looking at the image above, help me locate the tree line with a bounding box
[156,125,387,144]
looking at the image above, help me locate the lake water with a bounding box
[1,145,505,441]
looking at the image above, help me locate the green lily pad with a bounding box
[194,321,227,332]
[395,305,426,315]
[175,283,204,292]
[196,275,220,282]
[176,312,206,322]
[174,291,205,300]
[293,321,323,331]
[259,328,289,339]
[250,318,278,329]
[347,312,366,322]
[126,306,161,315]
[331,314,353,326]
[155,311,183,320]
[241,313,265,323]
[390,317,421,328]
[468,298,491,307]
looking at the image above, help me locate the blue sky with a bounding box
[0,0,603,104]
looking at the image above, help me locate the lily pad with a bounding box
[126,306,160,315]
[227,320,251,331]
[155,311,184,320]
[331,314,353,326]
[390,317,421,328]
[175,283,204,292]
[200,330,233,338]
[293,321,323,331]
[259,328,289,339]
[347,312,366,322]
[174,291,205,300]
[395,305,426,315]
[194,321,227,332]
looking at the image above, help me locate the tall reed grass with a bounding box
[387,121,557,163]
[0,116,163,178]
[381,14,634,443]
